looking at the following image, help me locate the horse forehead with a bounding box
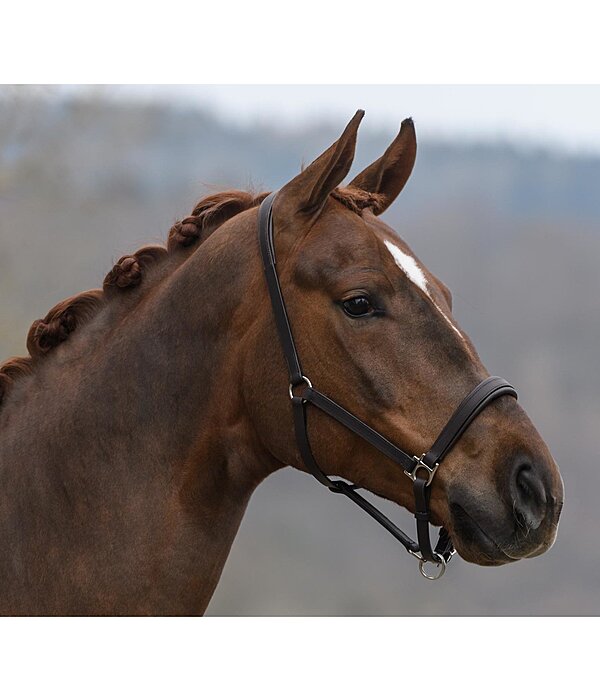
[369,219,465,340]
[382,238,429,294]
[365,215,435,285]
[306,206,381,261]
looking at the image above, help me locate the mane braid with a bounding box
[104,245,168,294]
[0,356,33,403]
[27,290,105,358]
[167,190,269,252]
[0,185,380,408]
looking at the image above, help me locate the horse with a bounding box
[0,111,564,614]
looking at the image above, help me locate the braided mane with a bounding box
[0,186,378,408]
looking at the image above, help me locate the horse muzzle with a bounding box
[447,455,564,566]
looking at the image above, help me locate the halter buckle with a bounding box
[404,454,439,487]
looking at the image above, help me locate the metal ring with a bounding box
[418,552,447,580]
[288,375,313,400]
[404,454,439,487]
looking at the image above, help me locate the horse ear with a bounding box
[276,110,364,221]
[349,117,417,215]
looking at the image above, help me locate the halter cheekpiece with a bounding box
[258,192,517,580]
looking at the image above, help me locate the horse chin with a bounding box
[448,503,520,566]
[447,496,561,567]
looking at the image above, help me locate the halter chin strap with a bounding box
[258,192,517,580]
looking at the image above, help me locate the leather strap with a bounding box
[291,394,339,489]
[422,376,517,468]
[304,387,416,473]
[258,192,517,571]
[414,476,434,561]
[259,192,303,384]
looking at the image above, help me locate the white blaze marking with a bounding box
[384,240,428,295]
[383,239,463,339]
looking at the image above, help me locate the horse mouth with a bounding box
[449,504,518,565]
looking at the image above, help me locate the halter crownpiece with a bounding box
[258,191,517,580]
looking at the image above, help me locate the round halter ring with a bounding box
[418,552,447,580]
[288,375,313,401]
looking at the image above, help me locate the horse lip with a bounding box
[450,503,519,561]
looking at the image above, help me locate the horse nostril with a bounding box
[511,463,547,531]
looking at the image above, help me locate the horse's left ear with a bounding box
[349,117,417,215]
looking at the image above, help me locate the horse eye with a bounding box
[342,296,374,318]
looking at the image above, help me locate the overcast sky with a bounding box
[98,85,600,156]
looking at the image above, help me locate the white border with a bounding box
[1,1,599,83]
[1,2,597,696]
[0,617,594,698]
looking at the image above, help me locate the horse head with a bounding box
[245,111,564,567]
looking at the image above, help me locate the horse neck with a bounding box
[106,213,273,487]
[0,209,276,614]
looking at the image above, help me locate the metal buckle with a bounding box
[418,551,447,580]
[408,548,424,561]
[288,375,313,401]
[404,454,439,487]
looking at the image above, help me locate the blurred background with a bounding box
[1,85,598,615]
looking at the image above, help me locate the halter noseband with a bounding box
[258,192,517,580]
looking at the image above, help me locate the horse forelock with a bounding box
[330,186,385,214]
[0,185,379,409]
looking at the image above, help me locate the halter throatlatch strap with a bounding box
[258,191,517,580]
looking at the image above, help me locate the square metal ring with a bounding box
[404,454,439,487]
